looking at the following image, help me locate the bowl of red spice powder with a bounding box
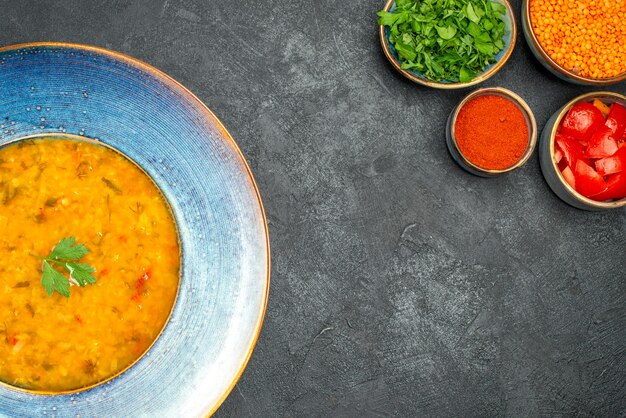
[446,87,538,177]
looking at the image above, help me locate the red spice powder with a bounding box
[454,94,529,170]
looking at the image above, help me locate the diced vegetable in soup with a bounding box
[0,137,180,392]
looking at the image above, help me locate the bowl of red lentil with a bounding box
[539,91,626,210]
[446,87,538,177]
[522,0,626,85]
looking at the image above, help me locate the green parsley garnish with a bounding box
[378,0,508,82]
[35,237,96,297]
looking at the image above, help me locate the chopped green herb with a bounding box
[101,177,122,194]
[378,0,507,82]
[25,303,35,317]
[76,161,91,178]
[13,281,30,288]
[34,237,96,297]
[1,182,18,205]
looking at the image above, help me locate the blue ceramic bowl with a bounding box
[522,0,626,86]
[539,91,626,210]
[378,0,517,89]
[0,43,269,416]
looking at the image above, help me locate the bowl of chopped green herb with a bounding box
[378,0,517,89]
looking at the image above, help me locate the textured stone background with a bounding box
[3,0,625,416]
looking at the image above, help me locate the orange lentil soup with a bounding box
[0,137,180,392]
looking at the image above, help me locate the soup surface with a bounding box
[0,137,180,392]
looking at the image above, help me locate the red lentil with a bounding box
[529,0,626,79]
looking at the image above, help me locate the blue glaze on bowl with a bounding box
[0,43,269,417]
[381,0,516,88]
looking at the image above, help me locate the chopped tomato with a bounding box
[561,166,575,189]
[595,147,626,176]
[585,126,618,158]
[555,133,585,168]
[592,172,626,201]
[560,102,605,141]
[574,160,608,198]
[605,102,626,140]
[131,269,151,302]
[557,99,626,201]
[554,149,563,164]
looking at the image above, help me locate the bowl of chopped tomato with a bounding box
[539,92,626,210]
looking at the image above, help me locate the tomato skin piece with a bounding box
[562,166,576,189]
[560,102,606,141]
[555,133,585,168]
[592,172,626,201]
[595,147,626,176]
[554,149,562,164]
[131,268,151,302]
[574,160,608,198]
[605,102,626,140]
[585,126,619,158]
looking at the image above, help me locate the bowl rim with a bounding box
[449,87,538,175]
[548,91,626,209]
[0,42,271,417]
[378,0,517,89]
[522,0,626,85]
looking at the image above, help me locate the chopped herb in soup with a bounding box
[0,137,180,392]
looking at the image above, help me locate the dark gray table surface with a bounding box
[4,1,625,416]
